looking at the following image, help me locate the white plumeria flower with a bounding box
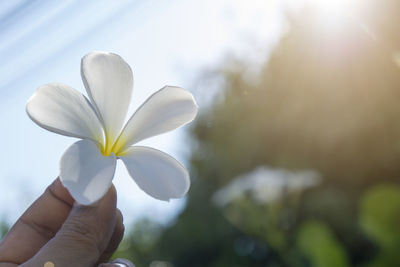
[26,51,198,205]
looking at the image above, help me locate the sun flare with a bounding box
[306,0,360,25]
[308,0,355,14]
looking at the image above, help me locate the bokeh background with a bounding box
[1,0,400,266]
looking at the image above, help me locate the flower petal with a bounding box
[113,86,198,153]
[60,139,117,205]
[81,51,133,145]
[120,146,190,201]
[26,83,104,143]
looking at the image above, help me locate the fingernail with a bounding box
[111,258,135,267]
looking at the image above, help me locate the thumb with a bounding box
[21,185,118,267]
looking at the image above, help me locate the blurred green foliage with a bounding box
[359,185,400,267]
[360,185,400,247]
[116,1,400,266]
[113,219,164,265]
[0,220,9,240]
[297,221,349,267]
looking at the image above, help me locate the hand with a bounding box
[0,178,125,267]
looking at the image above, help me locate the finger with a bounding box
[0,178,74,264]
[22,185,118,267]
[96,209,125,265]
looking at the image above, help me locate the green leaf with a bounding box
[297,220,349,267]
[359,184,400,247]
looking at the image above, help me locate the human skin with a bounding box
[0,178,125,267]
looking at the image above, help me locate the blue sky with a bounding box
[0,0,285,226]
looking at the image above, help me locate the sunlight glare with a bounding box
[309,0,353,13]
[307,0,358,26]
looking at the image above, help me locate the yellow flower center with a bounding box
[99,132,128,157]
